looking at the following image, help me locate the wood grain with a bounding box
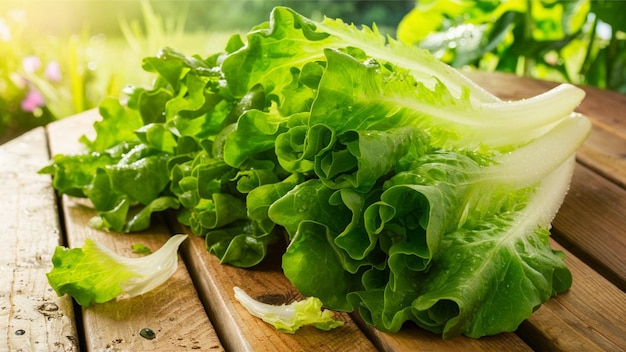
[46,111,224,351]
[0,128,79,351]
[553,163,626,290]
[352,315,532,351]
[577,126,626,188]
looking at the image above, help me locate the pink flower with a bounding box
[0,18,11,41]
[22,55,41,74]
[21,88,45,112]
[45,61,62,82]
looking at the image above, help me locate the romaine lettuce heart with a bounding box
[40,6,590,338]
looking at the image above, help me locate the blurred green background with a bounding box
[1,0,624,144]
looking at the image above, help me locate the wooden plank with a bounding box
[577,126,626,188]
[553,163,626,290]
[352,315,531,351]
[573,85,626,140]
[0,127,79,351]
[174,229,379,352]
[464,70,626,188]
[517,239,626,352]
[45,111,224,351]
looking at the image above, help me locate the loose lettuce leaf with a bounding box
[47,235,187,306]
[233,286,344,333]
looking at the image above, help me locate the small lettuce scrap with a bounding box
[46,234,187,306]
[233,286,344,333]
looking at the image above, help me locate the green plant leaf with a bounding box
[47,235,187,306]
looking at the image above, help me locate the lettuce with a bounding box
[41,7,590,337]
[47,235,187,306]
[233,286,344,333]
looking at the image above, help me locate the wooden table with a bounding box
[2,71,625,351]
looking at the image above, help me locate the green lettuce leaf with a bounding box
[47,235,187,306]
[233,286,344,333]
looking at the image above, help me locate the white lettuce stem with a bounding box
[482,113,591,188]
[93,234,188,298]
[234,286,296,320]
[479,84,585,127]
[381,82,586,150]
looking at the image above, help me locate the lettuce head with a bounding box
[41,7,590,337]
